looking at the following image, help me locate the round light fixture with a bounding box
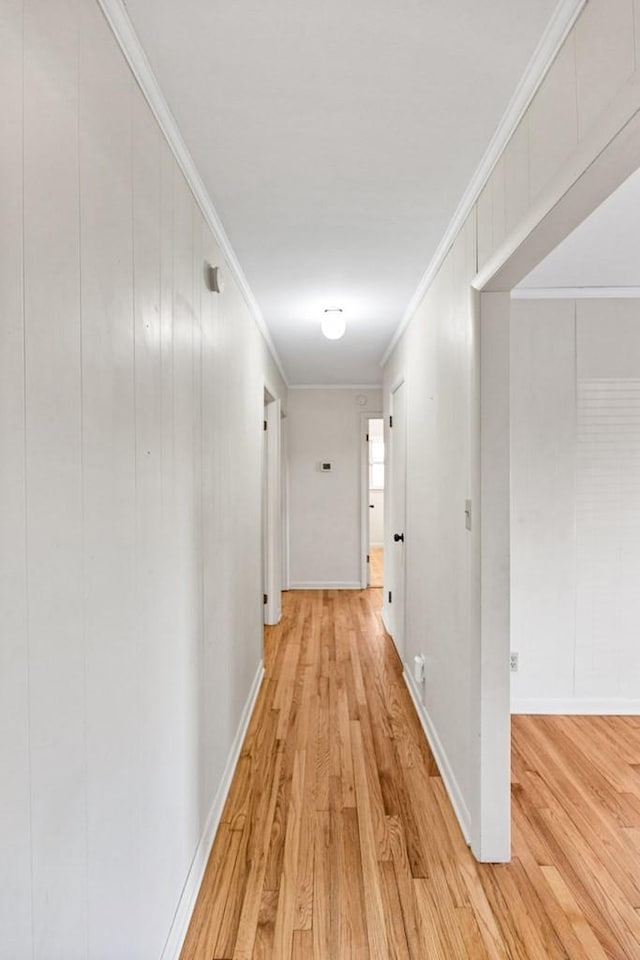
[321,308,346,340]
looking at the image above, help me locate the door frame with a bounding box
[262,385,282,626]
[360,410,383,589]
[470,96,640,862]
[386,375,407,662]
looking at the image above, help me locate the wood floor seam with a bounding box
[180,589,640,960]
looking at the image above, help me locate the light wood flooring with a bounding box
[180,588,640,959]
[369,546,383,588]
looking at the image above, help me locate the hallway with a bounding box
[179,589,640,959]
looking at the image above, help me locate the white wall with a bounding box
[383,213,477,837]
[511,297,640,712]
[288,388,381,588]
[383,0,640,858]
[0,2,286,958]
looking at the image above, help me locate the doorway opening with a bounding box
[505,169,640,914]
[262,386,283,627]
[388,379,407,664]
[474,110,640,863]
[367,418,385,587]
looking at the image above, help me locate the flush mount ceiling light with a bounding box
[321,308,346,340]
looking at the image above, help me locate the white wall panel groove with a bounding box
[576,378,640,698]
[511,300,640,711]
[0,1,286,956]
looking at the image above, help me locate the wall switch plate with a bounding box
[464,499,472,531]
[510,652,519,672]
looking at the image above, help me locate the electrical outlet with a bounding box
[510,652,519,672]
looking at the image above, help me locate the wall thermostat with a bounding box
[318,462,332,472]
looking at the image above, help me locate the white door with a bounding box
[263,395,282,625]
[262,401,269,623]
[390,380,407,661]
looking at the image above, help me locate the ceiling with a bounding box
[125,0,560,384]
[517,167,640,291]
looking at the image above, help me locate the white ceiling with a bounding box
[125,0,560,384]
[518,167,640,291]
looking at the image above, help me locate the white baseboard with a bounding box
[403,669,471,844]
[160,661,265,960]
[381,607,393,638]
[289,581,362,590]
[512,697,640,715]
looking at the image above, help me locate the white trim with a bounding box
[512,698,640,715]
[388,378,407,663]
[360,410,384,590]
[264,398,282,626]
[289,581,362,590]
[369,541,384,548]
[381,607,393,639]
[288,384,383,391]
[95,0,287,386]
[361,413,371,590]
[403,669,472,844]
[160,661,265,960]
[512,286,640,300]
[380,0,587,367]
[389,373,406,396]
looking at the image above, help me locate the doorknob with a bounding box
[393,533,404,542]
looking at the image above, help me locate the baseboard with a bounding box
[512,697,640,715]
[160,661,265,960]
[289,581,362,590]
[381,607,393,638]
[403,669,472,844]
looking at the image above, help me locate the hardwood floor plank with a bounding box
[351,719,390,959]
[180,590,640,960]
[251,889,278,960]
[336,807,370,959]
[312,810,331,959]
[379,859,411,959]
[540,865,610,960]
[272,749,307,959]
[232,751,284,960]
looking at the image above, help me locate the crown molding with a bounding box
[96,0,288,386]
[288,383,382,390]
[512,286,640,300]
[381,0,588,368]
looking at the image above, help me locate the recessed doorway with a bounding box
[368,418,385,588]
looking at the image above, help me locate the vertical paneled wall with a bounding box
[477,0,638,270]
[383,0,640,838]
[511,298,640,711]
[382,211,477,818]
[0,1,285,957]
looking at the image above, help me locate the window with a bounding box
[369,437,385,489]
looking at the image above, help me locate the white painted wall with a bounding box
[383,0,640,859]
[511,297,640,712]
[0,2,286,958]
[383,214,477,839]
[288,388,381,588]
